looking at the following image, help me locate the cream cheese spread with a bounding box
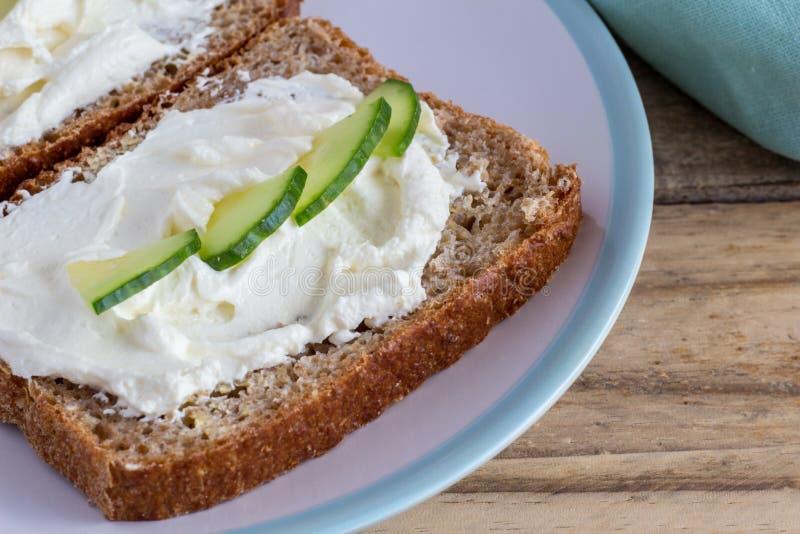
[0,0,224,149]
[0,72,484,415]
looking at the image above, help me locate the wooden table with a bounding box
[371,48,800,532]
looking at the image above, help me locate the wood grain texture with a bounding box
[374,201,800,531]
[369,491,800,533]
[622,47,800,204]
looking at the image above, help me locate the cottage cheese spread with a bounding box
[0,72,484,415]
[0,0,224,149]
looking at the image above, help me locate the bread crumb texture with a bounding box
[0,17,581,520]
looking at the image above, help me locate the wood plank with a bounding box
[504,392,800,458]
[369,491,800,533]
[621,47,800,204]
[451,447,800,493]
[575,203,800,399]
[641,202,800,286]
[576,281,799,395]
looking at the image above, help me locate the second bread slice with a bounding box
[0,0,301,201]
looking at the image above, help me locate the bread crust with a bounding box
[0,18,582,520]
[0,0,301,201]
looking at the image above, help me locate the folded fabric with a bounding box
[589,0,800,161]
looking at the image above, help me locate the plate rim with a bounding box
[233,1,654,531]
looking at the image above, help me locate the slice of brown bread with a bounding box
[0,17,582,520]
[0,0,301,202]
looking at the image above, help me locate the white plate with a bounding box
[0,1,653,531]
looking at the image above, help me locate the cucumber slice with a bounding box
[292,97,391,226]
[67,230,201,315]
[199,165,307,271]
[363,79,421,158]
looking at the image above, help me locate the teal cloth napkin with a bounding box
[589,0,800,161]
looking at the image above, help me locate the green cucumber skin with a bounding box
[391,90,420,157]
[92,231,201,315]
[372,79,421,158]
[293,97,392,227]
[201,166,307,271]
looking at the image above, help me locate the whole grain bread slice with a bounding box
[0,17,582,520]
[0,0,301,202]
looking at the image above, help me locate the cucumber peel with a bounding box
[67,230,201,315]
[363,79,421,158]
[292,96,392,226]
[199,165,307,271]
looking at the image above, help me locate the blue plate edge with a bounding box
[231,0,654,532]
